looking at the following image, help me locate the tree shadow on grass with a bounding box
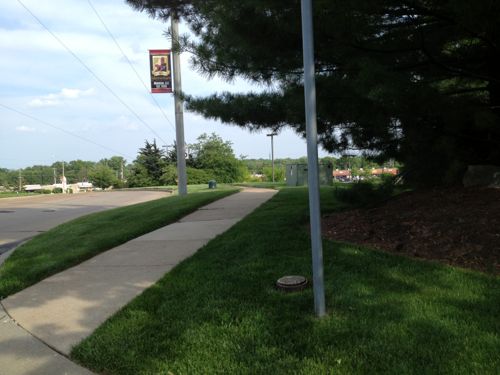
[323,242,500,374]
[72,234,499,375]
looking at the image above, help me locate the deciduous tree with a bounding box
[89,164,118,189]
[190,133,247,182]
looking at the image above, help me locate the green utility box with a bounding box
[286,164,333,186]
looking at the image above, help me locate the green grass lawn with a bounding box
[0,187,238,298]
[119,183,227,194]
[234,181,286,189]
[72,187,500,374]
[0,192,40,198]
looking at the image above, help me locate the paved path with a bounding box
[0,191,170,261]
[0,188,277,375]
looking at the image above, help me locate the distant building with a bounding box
[43,182,94,193]
[332,169,352,181]
[23,184,42,192]
[76,182,93,192]
[332,167,399,181]
[371,168,399,176]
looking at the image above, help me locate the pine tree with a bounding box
[129,140,166,186]
[128,0,500,186]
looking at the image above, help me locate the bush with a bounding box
[160,164,177,186]
[335,179,395,207]
[113,180,127,189]
[262,165,285,182]
[40,189,53,194]
[53,188,63,194]
[187,168,214,184]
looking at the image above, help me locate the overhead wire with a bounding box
[87,0,176,134]
[0,103,134,160]
[16,0,168,145]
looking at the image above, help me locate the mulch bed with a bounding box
[322,187,500,274]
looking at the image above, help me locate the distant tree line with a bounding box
[0,133,247,190]
[127,133,248,187]
[0,157,127,190]
[1,133,395,190]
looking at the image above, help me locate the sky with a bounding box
[0,0,331,170]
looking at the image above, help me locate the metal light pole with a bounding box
[62,161,66,194]
[171,15,188,196]
[267,132,277,182]
[301,0,326,317]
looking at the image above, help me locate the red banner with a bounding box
[149,49,172,93]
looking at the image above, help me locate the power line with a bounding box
[16,0,168,145]
[87,0,176,134]
[0,102,134,160]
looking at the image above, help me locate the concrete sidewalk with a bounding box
[0,188,277,375]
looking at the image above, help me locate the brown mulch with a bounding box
[322,187,500,274]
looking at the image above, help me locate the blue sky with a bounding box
[0,0,330,169]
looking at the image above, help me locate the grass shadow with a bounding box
[72,188,500,374]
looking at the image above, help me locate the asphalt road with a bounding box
[0,191,170,257]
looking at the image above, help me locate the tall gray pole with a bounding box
[62,161,66,194]
[271,135,275,182]
[301,0,326,317]
[171,15,188,196]
[267,132,277,182]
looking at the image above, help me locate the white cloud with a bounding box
[28,87,95,107]
[16,125,36,132]
[60,88,95,99]
[0,1,325,170]
[28,97,60,107]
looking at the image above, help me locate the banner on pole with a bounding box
[149,49,172,93]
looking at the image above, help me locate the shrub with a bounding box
[262,165,285,182]
[335,179,395,207]
[187,168,214,184]
[160,164,177,186]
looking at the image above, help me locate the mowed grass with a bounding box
[0,187,238,298]
[72,187,500,375]
[234,181,286,189]
[121,184,224,194]
[0,192,40,199]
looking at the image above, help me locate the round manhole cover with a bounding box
[0,210,15,213]
[42,210,56,212]
[276,275,308,292]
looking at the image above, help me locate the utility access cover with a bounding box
[276,275,308,292]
